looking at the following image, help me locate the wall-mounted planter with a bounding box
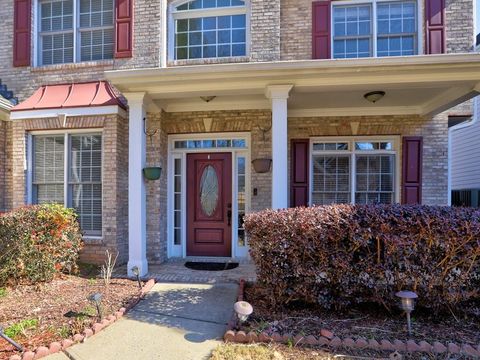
[143,167,162,180]
[252,159,272,173]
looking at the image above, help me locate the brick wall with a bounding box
[0,0,161,102]
[288,114,449,205]
[280,0,474,60]
[0,120,8,211]
[10,114,129,264]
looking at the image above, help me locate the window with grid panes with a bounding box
[311,140,396,205]
[38,0,114,65]
[172,0,247,60]
[32,134,103,237]
[332,0,417,58]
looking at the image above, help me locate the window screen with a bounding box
[69,134,102,237]
[355,155,395,204]
[312,155,351,205]
[33,136,65,204]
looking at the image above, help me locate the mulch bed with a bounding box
[0,274,140,360]
[241,283,480,347]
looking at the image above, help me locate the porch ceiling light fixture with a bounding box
[234,301,253,323]
[200,96,216,103]
[88,293,103,320]
[131,266,143,289]
[364,91,386,103]
[395,290,418,335]
[252,158,272,173]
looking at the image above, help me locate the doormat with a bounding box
[184,262,239,271]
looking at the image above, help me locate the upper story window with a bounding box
[332,0,418,59]
[38,0,114,65]
[170,0,248,60]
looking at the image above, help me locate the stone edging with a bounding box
[9,279,156,360]
[223,279,480,358]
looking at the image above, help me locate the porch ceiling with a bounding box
[105,53,480,117]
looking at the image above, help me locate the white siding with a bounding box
[451,96,480,190]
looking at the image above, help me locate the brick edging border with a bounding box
[223,279,480,358]
[8,279,156,360]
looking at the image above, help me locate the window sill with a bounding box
[168,56,250,67]
[31,60,115,73]
[82,236,103,245]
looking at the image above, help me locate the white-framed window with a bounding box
[332,0,418,58]
[31,132,103,237]
[38,0,114,65]
[311,137,399,205]
[169,0,248,60]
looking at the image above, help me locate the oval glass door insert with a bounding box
[200,165,219,217]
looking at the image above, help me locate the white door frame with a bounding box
[167,132,251,259]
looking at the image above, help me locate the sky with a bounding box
[477,0,480,37]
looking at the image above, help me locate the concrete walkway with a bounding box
[47,283,238,360]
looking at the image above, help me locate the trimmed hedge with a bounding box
[0,204,83,286]
[245,204,480,312]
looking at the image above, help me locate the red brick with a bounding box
[48,342,62,354]
[406,340,420,352]
[448,343,460,354]
[281,333,292,343]
[9,355,21,360]
[224,330,235,342]
[247,331,258,343]
[393,339,406,352]
[107,315,117,323]
[293,335,304,345]
[433,341,447,353]
[330,337,342,348]
[83,328,94,338]
[461,344,479,357]
[381,340,395,351]
[21,351,35,360]
[114,311,123,319]
[271,333,282,343]
[320,329,334,340]
[258,332,271,343]
[355,338,368,349]
[73,334,84,343]
[342,338,355,348]
[305,335,318,345]
[235,331,247,343]
[92,323,104,334]
[33,346,50,359]
[318,337,330,346]
[418,341,432,352]
[61,339,74,349]
[367,339,380,350]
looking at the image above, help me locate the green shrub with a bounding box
[244,204,480,313]
[0,204,83,286]
[4,318,38,339]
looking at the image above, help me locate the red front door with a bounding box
[187,153,232,257]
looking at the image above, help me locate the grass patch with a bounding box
[4,318,39,339]
[210,344,334,360]
[0,287,7,297]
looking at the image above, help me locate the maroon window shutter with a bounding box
[115,0,133,58]
[13,0,31,67]
[290,139,310,207]
[312,1,331,59]
[425,0,445,54]
[402,137,423,204]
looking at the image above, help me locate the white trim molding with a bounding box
[167,132,251,259]
[10,105,127,120]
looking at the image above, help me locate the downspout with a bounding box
[447,96,479,205]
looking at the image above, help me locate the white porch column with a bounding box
[124,92,148,277]
[265,85,293,209]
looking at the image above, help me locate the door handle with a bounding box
[227,203,232,226]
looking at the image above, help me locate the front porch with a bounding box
[106,54,480,277]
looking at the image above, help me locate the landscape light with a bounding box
[88,293,103,320]
[395,290,418,335]
[233,301,253,323]
[131,266,142,289]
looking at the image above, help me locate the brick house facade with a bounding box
[1,0,479,274]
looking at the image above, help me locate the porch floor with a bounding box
[115,259,257,284]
